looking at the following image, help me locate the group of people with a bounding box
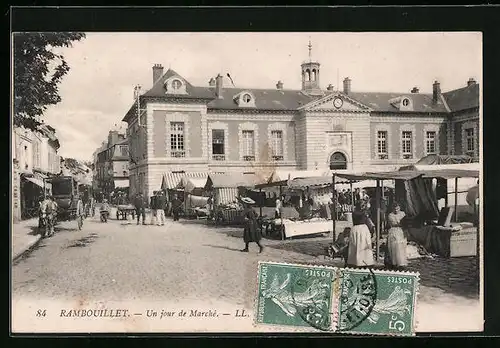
[342,200,408,271]
[130,191,183,225]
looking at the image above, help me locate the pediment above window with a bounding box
[389,96,414,111]
[164,77,188,95]
[233,91,256,108]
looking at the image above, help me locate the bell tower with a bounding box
[301,40,322,95]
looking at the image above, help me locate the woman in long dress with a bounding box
[347,202,374,268]
[386,202,408,270]
[240,198,263,253]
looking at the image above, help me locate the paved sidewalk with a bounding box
[12,218,41,261]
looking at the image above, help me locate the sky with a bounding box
[31,32,482,161]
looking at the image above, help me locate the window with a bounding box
[426,131,437,154]
[212,129,225,161]
[270,130,284,161]
[242,94,252,103]
[119,145,128,157]
[465,128,475,155]
[402,131,413,159]
[170,122,185,157]
[33,141,40,168]
[241,130,255,161]
[329,152,347,170]
[172,79,182,90]
[376,131,388,160]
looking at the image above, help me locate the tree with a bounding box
[13,32,86,131]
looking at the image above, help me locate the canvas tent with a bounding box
[398,163,480,213]
[177,176,208,194]
[204,173,263,206]
[415,154,476,165]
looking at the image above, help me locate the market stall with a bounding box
[204,173,263,225]
[254,174,358,239]
[160,171,208,216]
[399,161,480,220]
[333,168,480,260]
[176,176,209,218]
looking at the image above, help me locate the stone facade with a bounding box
[123,62,480,198]
[12,125,61,221]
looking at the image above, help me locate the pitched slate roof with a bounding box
[207,87,316,111]
[442,83,479,112]
[348,92,449,113]
[124,67,478,117]
[143,68,216,100]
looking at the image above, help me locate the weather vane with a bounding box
[308,39,312,61]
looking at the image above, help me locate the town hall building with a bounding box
[122,48,480,198]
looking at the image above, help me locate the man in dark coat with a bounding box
[239,197,263,253]
[134,192,147,225]
[171,194,182,221]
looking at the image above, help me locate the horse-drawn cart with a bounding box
[45,176,85,230]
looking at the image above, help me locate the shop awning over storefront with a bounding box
[114,179,130,188]
[22,172,51,190]
[161,172,208,190]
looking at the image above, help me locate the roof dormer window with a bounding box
[234,91,256,108]
[389,96,414,111]
[164,77,188,95]
[172,79,182,90]
[243,94,252,103]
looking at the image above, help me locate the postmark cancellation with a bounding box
[255,261,419,336]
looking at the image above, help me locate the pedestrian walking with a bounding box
[156,191,167,226]
[40,195,58,237]
[347,202,374,268]
[171,194,182,221]
[134,192,147,225]
[150,191,158,225]
[239,197,263,253]
[386,202,408,271]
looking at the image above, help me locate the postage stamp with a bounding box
[255,261,337,331]
[336,268,420,336]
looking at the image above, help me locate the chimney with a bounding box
[411,87,419,94]
[152,64,164,85]
[209,77,216,87]
[432,80,441,104]
[276,80,284,90]
[215,74,223,99]
[467,77,476,87]
[327,84,334,91]
[343,77,351,95]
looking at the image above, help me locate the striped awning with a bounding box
[161,171,208,190]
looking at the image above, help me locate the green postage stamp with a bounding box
[336,268,419,336]
[255,261,337,331]
[255,261,419,335]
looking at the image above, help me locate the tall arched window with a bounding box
[312,69,317,81]
[329,152,347,170]
[305,69,311,81]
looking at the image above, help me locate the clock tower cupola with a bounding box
[301,40,322,95]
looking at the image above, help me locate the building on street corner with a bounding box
[93,130,130,200]
[12,125,61,221]
[122,44,480,199]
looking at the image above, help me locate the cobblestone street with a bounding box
[12,214,481,332]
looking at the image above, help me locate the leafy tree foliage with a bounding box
[13,32,86,131]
